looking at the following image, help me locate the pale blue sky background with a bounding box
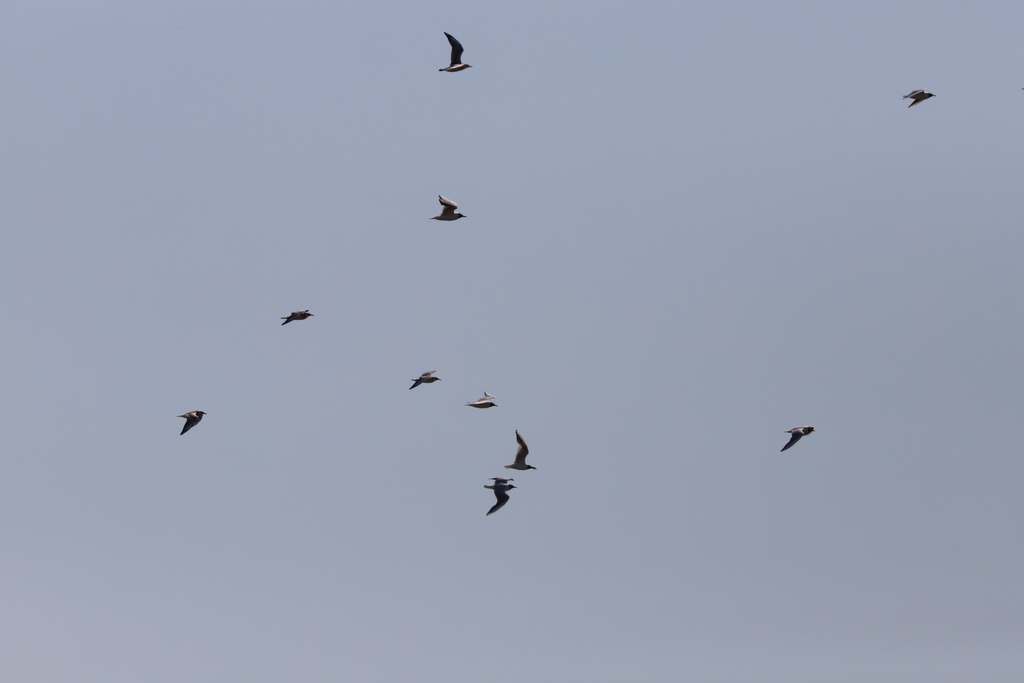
[1,2,1023,681]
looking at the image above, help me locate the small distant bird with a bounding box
[409,370,441,390]
[430,195,466,221]
[178,411,207,435]
[903,89,935,107]
[781,426,814,452]
[281,310,314,325]
[484,479,516,516]
[439,32,471,72]
[466,392,496,408]
[504,430,535,470]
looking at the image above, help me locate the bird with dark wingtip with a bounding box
[409,370,441,390]
[781,426,814,452]
[439,32,471,72]
[281,310,314,325]
[178,411,206,435]
[504,430,535,470]
[466,392,496,408]
[484,479,516,516]
[903,89,935,107]
[430,195,465,221]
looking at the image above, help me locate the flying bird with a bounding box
[781,426,814,452]
[466,392,496,408]
[903,89,935,107]
[409,370,441,390]
[484,480,516,516]
[504,430,535,470]
[439,32,471,72]
[281,310,314,325]
[430,195,466,221]
[178,411,207,435]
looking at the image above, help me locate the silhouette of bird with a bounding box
[178,411,207,435]
[281,310,314,325]
[781,426,814,452]
[903,90,935,107]
[484,480,516,516]
[504,430,535,470]
[431,195,466,221]
[466,392,496,408]
[409,370,441,390]
[439,32,471,72]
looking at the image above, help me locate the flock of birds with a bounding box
[169,31,969,515]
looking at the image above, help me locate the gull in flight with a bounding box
[504,430,535,470]
[466,392,496,408]
[409,370,441,390]
[281,310,314,325]
[903,89,935,107]
[439,32,471,72]
[484,479,516,516]
[431,195,466,221]
[178,411,207,435]
[781,426,814,452]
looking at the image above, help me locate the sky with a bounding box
[1,1,1023,681]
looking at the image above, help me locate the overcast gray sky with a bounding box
[1,2,1023,681]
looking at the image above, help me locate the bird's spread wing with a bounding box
[780,432,802,452]
[445,33,464,65]
[514,430,529,464]
[409,379,423,390]
[438,195,458,209]
[180,415,198,435]
[487,490,510,515]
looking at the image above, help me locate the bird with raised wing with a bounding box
[903,90,935,107]
[466,392,496,408]
[281,310,314,325]
[484,480,516,516]
[409,370,441,390]
[430,195,466,221]
[178,411,207,435]
[504,430,535,470]
[781,426,814,452]
[439,32,471,72]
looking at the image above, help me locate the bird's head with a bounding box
[526,465,537,470]
[805,426,814,433]
[196,411,207,416]
[507,484,517,490]
[456,212,466,219]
